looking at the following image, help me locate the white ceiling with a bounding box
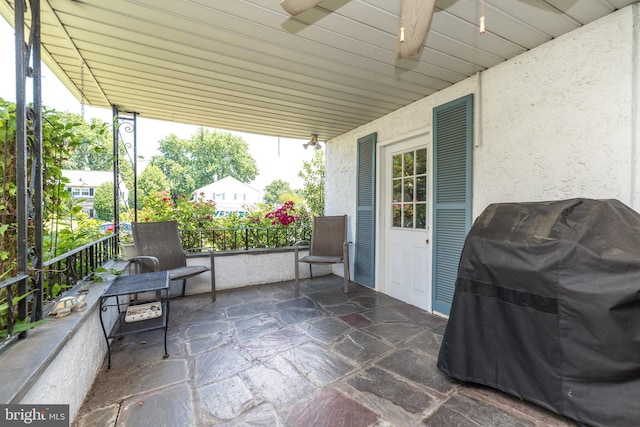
[0,0,636,141]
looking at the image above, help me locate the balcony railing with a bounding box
[1,234,118,350]
[41,234,119,301]
[1,224,310,348]
[180,224,311,251]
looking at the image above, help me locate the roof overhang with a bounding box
[1,0,635,140]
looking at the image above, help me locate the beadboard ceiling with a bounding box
[0,0,636,140]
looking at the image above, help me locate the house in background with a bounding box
[193,176,261,216]
[63,169,129,219]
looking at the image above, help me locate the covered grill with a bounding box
[437,198,640,427]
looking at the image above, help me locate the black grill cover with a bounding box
[437,198,640,427]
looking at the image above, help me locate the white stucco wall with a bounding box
[474,5,639,215]
[17,277,119,423]
[327,4,639,226]
[184,250,331,294]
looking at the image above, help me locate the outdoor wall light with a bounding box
[303,134,322,150]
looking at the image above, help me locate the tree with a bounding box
[60,113,113,171]
[263,179,293,205]
[60,112,136,208]
[138,165,170,201]
[92,182,116,221]
[153,128,258,197]
[298,149,325,216]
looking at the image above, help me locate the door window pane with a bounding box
[391,147,429,229]
[416,203,427,229]
[403,178,414,202]
[416,176,427,202]
[392,204,402,227]
[393,179,402,202]
[416,149,427,174]
[393,154,402,178]
[403,151,414,176]
[403,204,413,228]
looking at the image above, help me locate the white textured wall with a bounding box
[184,250,332,294]
[20,280,118,423]
[474,6,639,216]
[327,5,640,226]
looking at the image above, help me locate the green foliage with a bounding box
[138,164,170,201]
[138,191,310,249]
[1,98,98,337]
[43,210,104,260]
[278,191,304,207]
[0,288,47,338]
[138,191,217,231]
[60,112,135,211]
[1,98,77,278]
[298,149,325,216]
[263,179,293,204]
[93,182,115,221]
[60,114,113,171]
[152,129,258,197]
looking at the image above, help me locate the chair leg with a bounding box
[211,265,216,302]
[343,261,350,294]
[181,279,187,297]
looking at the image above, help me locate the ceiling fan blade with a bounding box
[396,0,436,59]
[280,0,325,16]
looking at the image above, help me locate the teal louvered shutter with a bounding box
[432,95,473,315]
[355,133,377,287]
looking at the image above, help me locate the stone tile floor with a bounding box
[74,276,577,426]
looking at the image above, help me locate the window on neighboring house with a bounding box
[213,193,225,201]
[71,188,81,197]
[243,194,246,201]
[234,193,238,201]
[80,188,92,197]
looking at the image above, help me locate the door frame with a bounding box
[376,128,433,310]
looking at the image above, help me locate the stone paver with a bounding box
[74,276,577,427]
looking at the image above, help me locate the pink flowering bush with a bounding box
[136,195,310,249]
[264,200,299,226]
[138,194,308,233]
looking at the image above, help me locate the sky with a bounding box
[0,19,316,192]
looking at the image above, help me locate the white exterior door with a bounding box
[382,136,432,311]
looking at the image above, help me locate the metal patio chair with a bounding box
[294,215,351,293]
[130,220,216,300]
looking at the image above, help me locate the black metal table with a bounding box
[99,271,170,368]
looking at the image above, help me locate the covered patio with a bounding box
[2,1,639,426]
[74,276,574,426]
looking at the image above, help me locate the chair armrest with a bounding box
[184,248,214,269]
[129,256,159,273]
[184,247,213,256]
[294,240,310,262]
[294,240,310,248]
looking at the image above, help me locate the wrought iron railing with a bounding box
[1,234,118,349]
[1,225,309,347]
[41,234,119,301]
[180,224,311,251]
